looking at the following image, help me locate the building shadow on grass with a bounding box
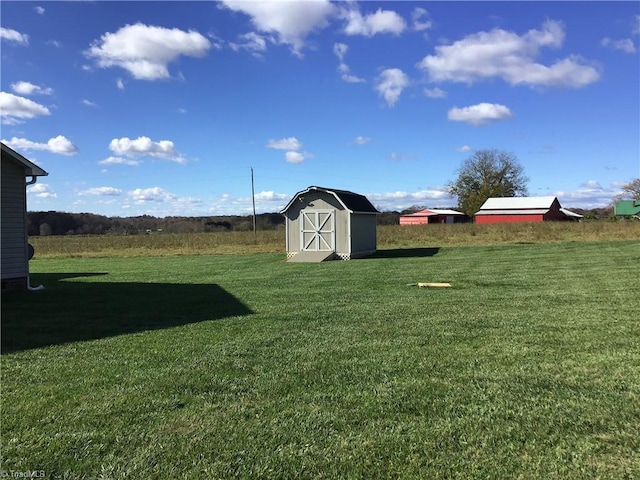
[1,273,253,353]
[367,247,440,259]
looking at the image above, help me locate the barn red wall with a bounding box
[399,216,428,225]
[475,214,544,224]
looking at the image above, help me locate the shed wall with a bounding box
[1,158,28,283]
[350,213,377,255]
[399,216,428,225]
[615,200,640,216]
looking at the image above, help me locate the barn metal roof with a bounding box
[402,209,464,217]
[479,196,557,210]
[560,208,583,218]
[281,186,379,214]
[474,196,583,219]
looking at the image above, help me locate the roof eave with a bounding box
[1,142,49,177]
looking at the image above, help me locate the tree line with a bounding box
[27,206,612,237]
[26,211,408,236]
[27,212,287,236]
[29,149,633,236]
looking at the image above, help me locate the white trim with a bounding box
[475,209,550,215]
[300,209,335,252]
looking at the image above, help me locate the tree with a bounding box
[613,178,640,202]
[447,149,529,216]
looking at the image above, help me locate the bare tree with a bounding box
[613,178,640,202]
[448,149,529,216]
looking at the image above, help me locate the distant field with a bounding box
[2,239,639,478]
[28,220,640,258]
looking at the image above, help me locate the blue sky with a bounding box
[2,1,639,216]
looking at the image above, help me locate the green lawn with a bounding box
[2,241,639,478]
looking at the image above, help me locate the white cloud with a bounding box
[109,136,185,163]
[82,99,98,107]
[11,81,53,96]
[341,7,406,37]
[27,183,56,198]
[418,20,600,88]
[267,137,302,151]
[2,135,79,155]
[424,87,446,98]
[448,103,513,126]
[581,180,603,190]
[601,37,636,53]
[98,156,140,166]
[412,7,432,32]
[285,151,312,164]
[86,23,211,80]
[554,185,620,209]
[116,78,125,90]
[78,187,122,196]
[266,136,312,163]
[220,0,335,57]
[367,188,452,211]
[0,92,50,124]
[354,136,370,145]
[254,190,289,201]
[229,32,268,57]
[333,42,365,83]
[34,6,45,15]
[0,27,29,45]
[375,68,409,107]
[456,145,473,153]
[341,73,366,83]
[128,187,177,203]
[389,152,414,161]
[333,42,348,62]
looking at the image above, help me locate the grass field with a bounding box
[2,230,640,478]
[27,221,640,257]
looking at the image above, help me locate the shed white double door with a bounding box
[300,210,335,252]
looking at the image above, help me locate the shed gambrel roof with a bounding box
[1,142,48,177]
[281,186,379,214]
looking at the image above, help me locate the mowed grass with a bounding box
[2,240,640,478]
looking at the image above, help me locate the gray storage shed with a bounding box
[1,142,48,290]
[280,186,379,262]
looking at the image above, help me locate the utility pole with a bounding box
[251,167,257,235]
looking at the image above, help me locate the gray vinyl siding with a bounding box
[1,159,28,281]
[350,213,377,254]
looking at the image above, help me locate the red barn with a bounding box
[399,209,465,225]
[475,196,582,224]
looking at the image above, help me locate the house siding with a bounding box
[1,158,28,282]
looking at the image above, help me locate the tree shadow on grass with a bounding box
[367,247,440,259]
[1,273,253,354]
